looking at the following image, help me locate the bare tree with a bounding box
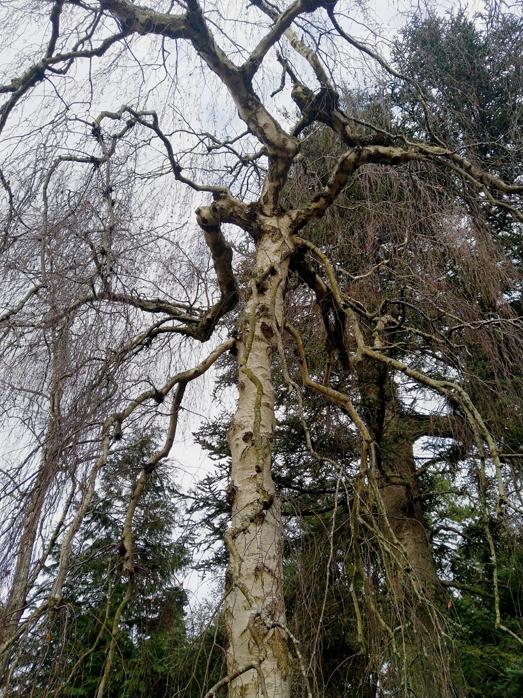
[0,1,521,697]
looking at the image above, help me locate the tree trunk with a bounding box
[379,425,439,599]
[0,327,65,675]
[0,468,54,645]
[379,424,456,696]
[356,356,439,597]
[357,357,455,696]
[225,220,292,698]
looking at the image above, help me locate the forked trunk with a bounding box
[225,221,292,698]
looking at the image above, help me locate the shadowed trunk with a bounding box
[357,356,439,596]
[357,356,456,696]
[0,326,66,676]
[380,424,439,599]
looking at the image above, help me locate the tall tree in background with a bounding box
[0,1,521,697]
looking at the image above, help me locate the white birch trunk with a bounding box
[225,220,292,698]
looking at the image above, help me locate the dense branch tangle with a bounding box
[0,2,521,697]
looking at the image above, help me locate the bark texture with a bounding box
[357,357,439,595]
[0,328,65,661]
[357,356,456,696]
[225,219,293,698]
[379,427,439,598]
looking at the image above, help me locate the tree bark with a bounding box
[0,327,66,673]
[225,218,293,698]
[356,356,439,595]
[357,356,457,696]
[379,426,440,597]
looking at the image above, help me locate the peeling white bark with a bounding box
[225,219,293,698]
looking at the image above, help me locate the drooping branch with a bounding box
[93,291,201,323]
[291,144,521,228]
[285,322,372,443]
[94,106,230,196]
[0,338,233,664]
[0,30,128,135]
[291,146,419,227]
[96,381,187,698]
[188,204,240,341]
[0,285,43,325]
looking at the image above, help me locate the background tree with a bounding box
[4,434,191,697]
